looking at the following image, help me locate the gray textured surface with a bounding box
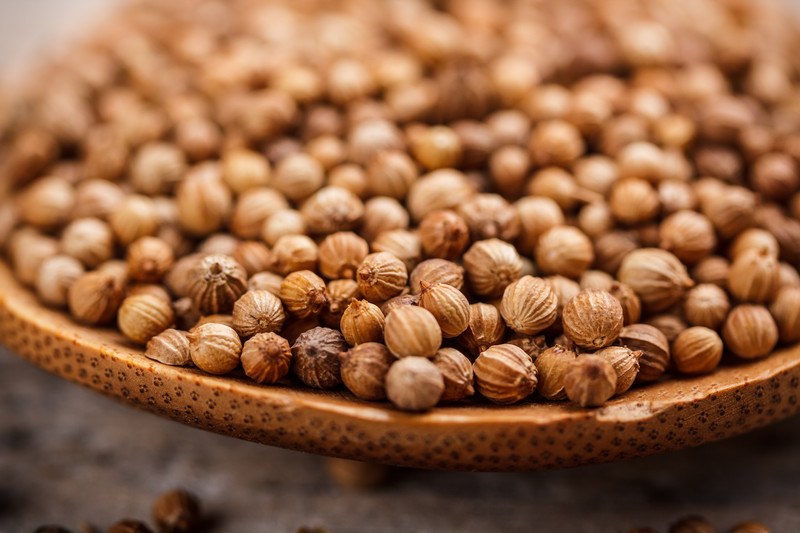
[2,349,800,532]
[2,1,800,532]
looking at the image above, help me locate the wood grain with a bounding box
[1,261,799,471]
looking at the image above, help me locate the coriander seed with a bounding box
[728,249,780,304]
[534,345,577,401]
[535,226,594,279]
[563,289,624,349]
[232,290,286,337]
[118,293,175,345]
[385,356,444,411]
[291,327,347,389]
[68,270,125,325]
[384,305,442,358]
[418,210,470,259]
[564,356,617,407]
[683,284,730,329]
[457,302,506,356]
[473,344,538,405]
[356,252,408,303]
[617,324,671,382]
[339,342,395,401]
[187,254,248,314]
[594,346,641,395]
[241,332,293,384]
[432,348,475,402]
[608,282,642,325]
[500,276,558,335]
[409,258,464,294]
[673,327,724,374]
[463,238,523,298]
[279,270,328,319]
[61,218,115,268]
[145,329,191,366]
[340,299,385,345]
[723,304,779,359]
[270,235,318,276]
[127,236,175,283]
[418,281,470,338]
[318,232,369,280]
[371,229,422,272]
[618,248,694,312]
[188,323,242,375]
[35,255,85,308]
[769,286,800,343]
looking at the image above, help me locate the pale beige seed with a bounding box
[608,282,642,325]
[384,306,442,358]
[175,164,232,236]
[473,344,537,405]
[418,282,470,338]
[36,255,85,308]
[463,238,523,298]
[318,232,369,280]
[499,276,558,335]
[594,346,640,395]
[659,210,717,264]
[385,357,444,411]
[432,348,475,402]
[514,196,564,255]
[672,327,723,374]
[371,229,422,272]
[534,345,577,401]
[406,169,476,222]
[457,303,506,357]
[562,289,624,349]
[340,299,385,346]
[729,228,780,260]
[409,258,464,294]
[723,305,779,359]
[356,252,408,303]
[301,186,365,235]
[617,248,693,312]
[270,235,318,276]
[564,356,617,407]
[361,196,410,241]
[118,294,175,345]
[618,324,671,382]
[232,290,286,337]
[535,226,594,279]
[339,342,395,401]
[230,187,289,239]
[279,270,327,319]
[145,329,191,366]
[68,270,125,325]
[188,323,242,375]
[727,249,780,304]
[61,218,115,268]
[127,236,175,283]
[457,193,520,242]
[683,284,730,329]
[770,286,800,343]
[262,209,306,246]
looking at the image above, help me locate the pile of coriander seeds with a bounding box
[2,0,800,412]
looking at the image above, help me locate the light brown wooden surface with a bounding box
[2,261,800,472]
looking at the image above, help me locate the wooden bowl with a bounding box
[1,262,799,471]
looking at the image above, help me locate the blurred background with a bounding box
[1,1,800,532]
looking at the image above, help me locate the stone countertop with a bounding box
[3,349,800,533]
